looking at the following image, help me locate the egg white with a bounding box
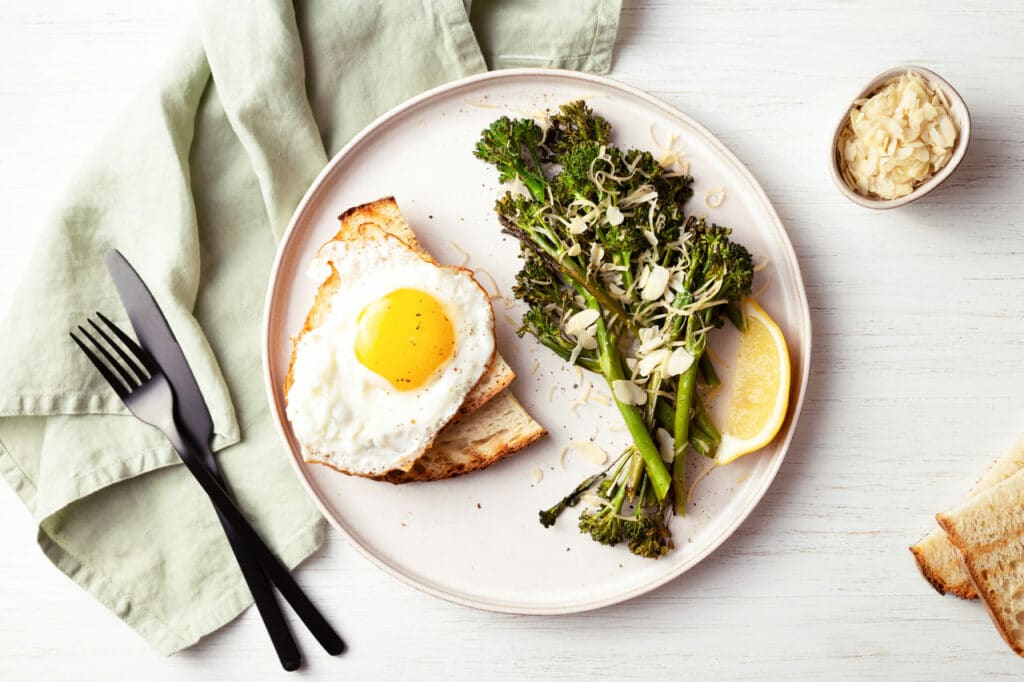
[286,234,495,476]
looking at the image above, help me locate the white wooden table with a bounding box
[2,1,1023,679]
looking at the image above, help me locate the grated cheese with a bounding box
[506,176,531,198]
[589,243,605,271]
[612,379,647,406]
[570,440,609,466]
[705,186,726,208]
[464,99,499,109]
[637,348,670,377]
[688,463,718,501]
[648,124,690,175]
[637,326,665,354]
[476,267,502,299]
[530,358,540,375]
[655,427,674,463]
[577,380,593,403]
[752,271,774,300]
[667,347,695,376]
[565,309,600,336]
[531,467,544,484]
[640,265,670,301]
[569,378,594,414]
[449,240,470,267]
[837,70,957,200]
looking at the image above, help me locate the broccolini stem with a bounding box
[499,216,636,333]
[626,451,645,502]
[522,176,547,203]
[583,292,672,501]
[634,472,650,515]
[698,353,720,387]
[557,258,635,333]
[540,449,633,528]
[725,301,746,331]
[633,372,663,501]
[514,142,548,201]
[655,397,717,452]
[690,429,715,459]
[538,468,606,527]
[609,476,629,515]
[616,252,635,292]
[655,399,675,434]
[672,359,700,515]
[532,329,601,373]
[694,399,721,445]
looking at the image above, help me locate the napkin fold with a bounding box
[0,0,621,654]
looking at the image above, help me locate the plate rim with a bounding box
[261,67,813,615]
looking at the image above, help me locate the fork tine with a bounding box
[78,325,140,392]
[70,332,129,399]
[88,318,147,382]
[96,311,158,374]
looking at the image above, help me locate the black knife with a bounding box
[104,249,343,667]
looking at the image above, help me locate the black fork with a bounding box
[71,313,344,668]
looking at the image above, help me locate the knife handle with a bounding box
[193,435,300,669]
[163,415,346,657]
[217,506,301,670]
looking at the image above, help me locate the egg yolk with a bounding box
[354,288,455,390]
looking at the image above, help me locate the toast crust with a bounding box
[937,479,1024,658]
[285,196,545,482]
[307,391,548,483]
[909,532,976,598]
[910,436,1024,599]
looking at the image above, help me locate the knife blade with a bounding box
[103,248,305,670]
[104,249,220,473]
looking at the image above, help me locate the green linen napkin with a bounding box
[0,0,621,655]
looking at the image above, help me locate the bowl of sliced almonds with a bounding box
[830,65,971,209]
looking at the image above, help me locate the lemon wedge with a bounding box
[714,299,791,466]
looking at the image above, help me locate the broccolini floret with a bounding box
[475,100,756,557]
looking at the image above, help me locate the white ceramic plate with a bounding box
[263,69,811,614]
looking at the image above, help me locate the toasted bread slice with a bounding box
[285,196,545,482]
[937,468,1024,657]
[910,530,975,599]
[910,437,1024,598]
[380,390,547,484]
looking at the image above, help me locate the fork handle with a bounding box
[164,422,345,656]
[197,443,300,670]
[217,506,301,670]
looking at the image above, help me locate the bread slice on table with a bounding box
[937,467,1024,657]
[285,196,546,483]
[910,437,1024,598]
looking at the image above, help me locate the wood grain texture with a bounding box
[2,0,1024,679]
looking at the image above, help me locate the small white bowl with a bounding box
[829,65,971,209]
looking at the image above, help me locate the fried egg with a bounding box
[286,231,495,476]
